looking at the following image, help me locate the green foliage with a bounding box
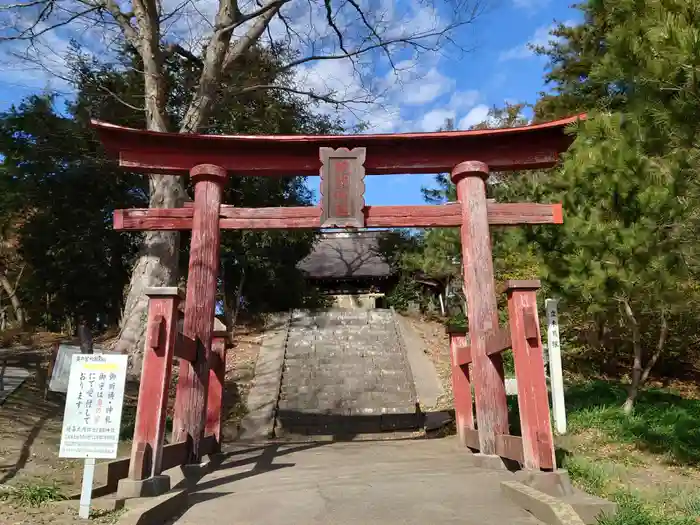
[565,380,700,466]
[0,482,66,507]
[386,276,422,312]
[0,43,344,334]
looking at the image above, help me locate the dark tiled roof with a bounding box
[297,232,393,279]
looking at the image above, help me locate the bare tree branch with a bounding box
[232,82,373,105]
[221,0,284,71]
[0,5,100,42]
[218,0,288,33]
[165,42,203,67]
[323,0,349,56]
[274,29,450,74]
[0,0,46,10]
[99,0,140,48]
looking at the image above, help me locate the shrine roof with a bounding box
[91,113,585,176]
[297,231,392,280]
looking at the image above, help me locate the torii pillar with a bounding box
[452,161,509,455]
[172,164,228,462]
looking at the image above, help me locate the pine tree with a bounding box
[533,0,700,411]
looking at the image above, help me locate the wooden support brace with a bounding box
[205,318,228,451]
[505,279,555,470]
[174,332,198,362]
[495,434,525,464]
[453,326,511,366]
[128,287,182,480]
[449,332,475,448]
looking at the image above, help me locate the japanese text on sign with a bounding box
[331,159,351,217]
[59,354,128,459]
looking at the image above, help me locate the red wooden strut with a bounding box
[129,288,181,480]
[451,161,510,456]
[506,280,556,470]
[172,164,228,462]
[205,319,228,450]
[449,332,476,448]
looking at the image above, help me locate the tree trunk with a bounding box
[113,0,279,373]
[114,176,184,370]
[0,272,24,328]
[640,309,668,385]
[621,299,642,414]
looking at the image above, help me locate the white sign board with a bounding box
[545,298,567,435]
[48,344,113,393]
[59,354,128,459]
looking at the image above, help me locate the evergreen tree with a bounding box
[532,0,700,411]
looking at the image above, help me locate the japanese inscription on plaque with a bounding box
[59,354,128,459]
[319,147,366,228]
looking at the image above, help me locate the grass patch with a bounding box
[561,379,700,524]
[0,482,66,507]
[562,455,697,525]
[565,380,700,466]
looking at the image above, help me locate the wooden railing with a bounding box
[449,280,555,471]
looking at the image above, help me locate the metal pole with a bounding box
[78,457,95,519]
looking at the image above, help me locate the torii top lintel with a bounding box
[90,114,585,176]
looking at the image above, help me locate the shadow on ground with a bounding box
[564,380,700,466]
[165,441,329,521]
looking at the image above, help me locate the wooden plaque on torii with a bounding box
[319,147,366,228]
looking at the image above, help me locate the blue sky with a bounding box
[359,0,582,206]
[0,0,581,207]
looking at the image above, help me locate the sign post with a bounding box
[545,298,566,434]
[59,353,128,518]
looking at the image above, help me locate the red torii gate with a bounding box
[92,114,583,496]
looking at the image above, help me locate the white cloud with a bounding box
[499,24,553,61]
[449,90,480,111]
[499,20,577,62]
[458,104,489,129]
[420,108,455,132]
[401,68,455,105]
[512,0,551,11]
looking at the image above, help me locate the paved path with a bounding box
[170,437,543,525]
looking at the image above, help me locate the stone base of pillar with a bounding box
[117,475,170,499]
[472,453,509,470]
[514,469,575,497]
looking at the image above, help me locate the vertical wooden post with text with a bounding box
[451,161,509,455]
[506,280,555,470]
[173,164,228,462]
[205,318,229,450]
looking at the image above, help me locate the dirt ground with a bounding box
[0,325,262,524]
[402,315,455,411]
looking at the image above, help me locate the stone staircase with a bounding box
[275,309,421,438]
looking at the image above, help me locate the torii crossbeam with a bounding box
[93,114,583,467]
